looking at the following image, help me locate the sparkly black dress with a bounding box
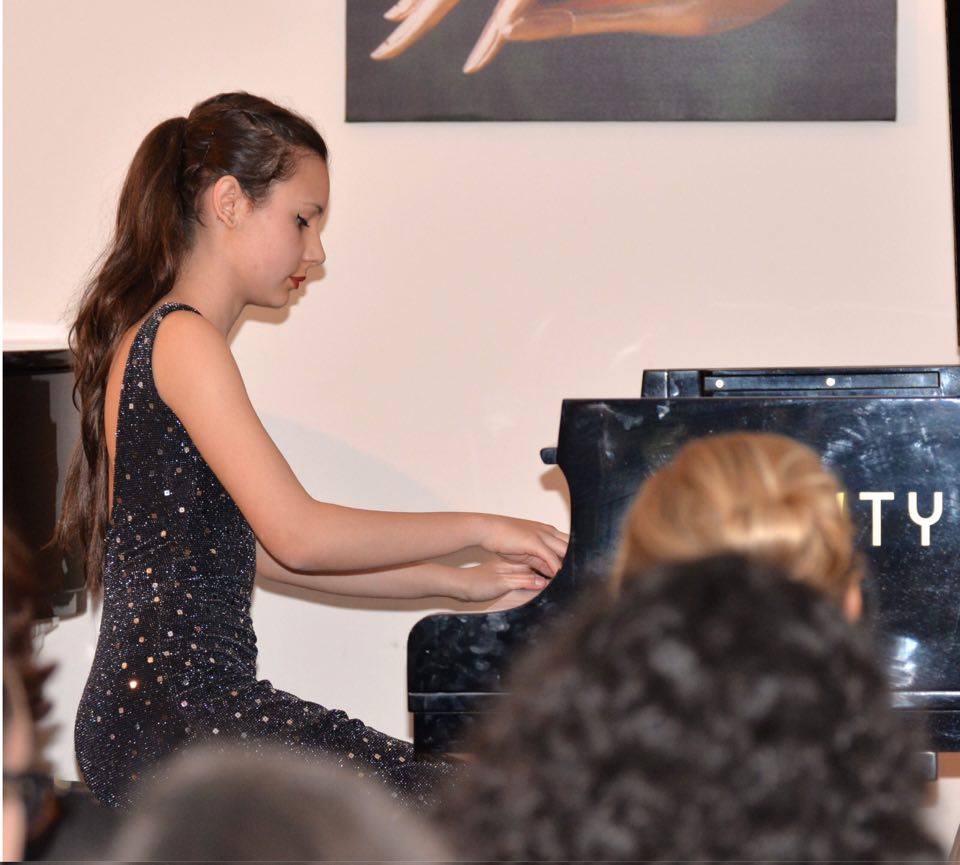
[75,302,452,810]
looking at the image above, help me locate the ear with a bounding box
[210,175,251,228]
[842,583,862,622]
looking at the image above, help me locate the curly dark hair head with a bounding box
[439,555,941,862]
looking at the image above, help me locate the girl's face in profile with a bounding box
[234,153,330,309]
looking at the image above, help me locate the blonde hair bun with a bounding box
[613,432,860,600]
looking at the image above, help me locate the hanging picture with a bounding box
[346,0,897,122]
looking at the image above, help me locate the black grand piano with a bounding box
[408,365,960,771]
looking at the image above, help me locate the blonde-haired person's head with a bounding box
[612,432,863,620]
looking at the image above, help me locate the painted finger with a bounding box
[384,0,420,22]
[371,0,461,60]
[504,0,791,41]
[463,0,537,73]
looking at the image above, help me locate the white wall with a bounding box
[4,0,958,849]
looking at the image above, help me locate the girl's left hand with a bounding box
[477,515,569,577]
[449,560,551,603]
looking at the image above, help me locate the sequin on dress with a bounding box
[74,302,453,810]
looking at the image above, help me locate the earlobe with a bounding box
[843,584,862,622]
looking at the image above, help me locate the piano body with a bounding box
[408,365,960,766]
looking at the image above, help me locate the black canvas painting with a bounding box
[346,0,897,122]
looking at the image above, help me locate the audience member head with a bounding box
[441,555,939,862]
[108,743,452,862]
[613,432,863,618]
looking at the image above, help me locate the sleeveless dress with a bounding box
[74,302,453,810]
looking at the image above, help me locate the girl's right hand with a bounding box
[477,515,569,577]
[449,560,550,603]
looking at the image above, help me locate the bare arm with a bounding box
[154,312,567,575]
[256,541,455,598]
[255,541,549,601]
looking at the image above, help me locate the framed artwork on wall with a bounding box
[346,0,897,122]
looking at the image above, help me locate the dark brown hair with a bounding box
[55,92,328,591]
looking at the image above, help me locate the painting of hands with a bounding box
[371,0,794,74]
[347,0,896,121]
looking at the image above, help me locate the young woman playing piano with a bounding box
[57,91,568,811]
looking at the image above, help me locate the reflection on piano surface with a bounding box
[408,366,960,756]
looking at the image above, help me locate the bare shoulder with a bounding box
[153,309,230,354]
[152,310,246,406]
